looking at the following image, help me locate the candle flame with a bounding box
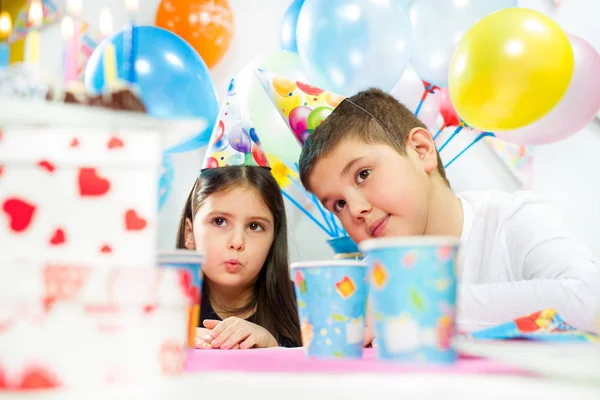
[29,0,43,27]
[0,12,12,40]
[67,0,83,16]
[125,0,140,13]
[99,8,114,37]
[61,15,74,39]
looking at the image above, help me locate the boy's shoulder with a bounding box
[457,190,554,226]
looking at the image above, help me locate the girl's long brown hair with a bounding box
[176,166,301,347]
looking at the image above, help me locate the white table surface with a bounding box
[4,371,600,400]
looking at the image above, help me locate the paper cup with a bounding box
[159,250,204,347]
[360,236,460,364]
[290,260,368,359]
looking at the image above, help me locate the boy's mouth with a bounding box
[369,215,390,237]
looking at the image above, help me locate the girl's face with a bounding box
[184,185,275,292]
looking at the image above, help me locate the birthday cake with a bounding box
[0,76,189,391]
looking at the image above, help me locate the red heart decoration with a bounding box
[38,160,56,173]
[19,366,61,390]
[107,136,125,150]
[0,367,7,389]
[2,198,37,233]
[0,165,4,177]
[100,244,112,254]
[70,138,80,148]
[125,209,147,231]
[49,228,66,246]
[78,168,110,197]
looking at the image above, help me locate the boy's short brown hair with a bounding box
[298,88,449,191]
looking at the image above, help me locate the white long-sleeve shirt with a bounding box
[456,191,600,333]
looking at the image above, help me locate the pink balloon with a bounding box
[417,90,441,131]
[494,34,600,145]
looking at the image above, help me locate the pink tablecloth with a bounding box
[185,347,529,376]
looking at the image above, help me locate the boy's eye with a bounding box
[333,200,346,213]
[248,222,264,232]
[356,168,371,184]
[212,217,227,226]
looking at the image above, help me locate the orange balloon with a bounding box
[155,0,234,69]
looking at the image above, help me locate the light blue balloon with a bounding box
[296,0,413,96]
[280,0,305,52]
[410,0,518,87]
[84,26,219,152]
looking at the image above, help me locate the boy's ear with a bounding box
[407,127,438,174]
[184,218,196,250]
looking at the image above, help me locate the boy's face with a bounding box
[308,128,439,244]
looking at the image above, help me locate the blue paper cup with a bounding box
[159,250,204,347]
[359,237,460,364]
[290,260,368,359]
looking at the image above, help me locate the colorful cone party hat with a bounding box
[255,69,346,145]
[202,78,270,170]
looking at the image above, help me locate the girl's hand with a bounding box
[195,327,240,349]
[203,318,278,349]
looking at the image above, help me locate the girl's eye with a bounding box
[333,200,346,214]
[248,222,264,232]
[212,217,227,227]
[356,168,371,184]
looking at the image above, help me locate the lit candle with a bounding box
[66,0,82,81]
[25,0,43,65]
[124,0,139,84]
[61,16,75,84]
[99,8,116,92]
[0,12,11,68]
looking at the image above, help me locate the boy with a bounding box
[297,88,600,333]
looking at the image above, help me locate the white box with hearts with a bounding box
[0,103,165,268]
[0,262,192,391]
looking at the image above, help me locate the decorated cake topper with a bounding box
[255,68,346,146]
[202,78,269,170]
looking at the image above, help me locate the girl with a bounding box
[175,78,301,349]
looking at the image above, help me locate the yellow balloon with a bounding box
[448,8,574,132]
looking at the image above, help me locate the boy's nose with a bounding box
[349,196,372,221]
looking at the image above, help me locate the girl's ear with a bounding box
[184,218,196,250]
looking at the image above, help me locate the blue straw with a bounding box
[444,132,494,169]
[287,174,336,234]
[433,126,443,141]
[438,125,463,153]
[281,189,333,236]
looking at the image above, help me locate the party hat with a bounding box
[202,78,270,170]
[255,69,346,145]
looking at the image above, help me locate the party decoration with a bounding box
[155,0,233,69]
[202,78,269,170]
[470,309,599,343]
[266,152,296,189]
[438,88,460,130]
[85,26,219,150]
[256,69,345,146]
[280,0,304,53]
[296,0,412,95]
[8,0,60,43]
[484,138,534,189]
[409,0,516,88]
[448,8,574,132]
[236,51,318,163]
[493,34,600,146]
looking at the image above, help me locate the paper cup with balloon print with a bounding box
[359,237,460,364]
[291,260,368,359]
[159,250,204,347]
